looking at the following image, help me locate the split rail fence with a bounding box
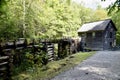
[0,38,81,79]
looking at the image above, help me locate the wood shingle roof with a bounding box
[78,19,117,33]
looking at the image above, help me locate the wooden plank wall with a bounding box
[85,32,103,50]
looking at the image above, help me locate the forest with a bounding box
[0,0,119,44]
[0,0,120,79]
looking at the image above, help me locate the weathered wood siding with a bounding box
[85,31,103,50]
[78,20,117,51]
[103,23,116,50]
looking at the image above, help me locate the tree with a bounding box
[101,0,120,14]
[0,0,109,40]
[102,0,120,44]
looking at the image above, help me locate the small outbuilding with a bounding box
[78,19,117,50]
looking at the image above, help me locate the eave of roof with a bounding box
[78,30,104,33]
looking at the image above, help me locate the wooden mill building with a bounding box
[78,19,117,50]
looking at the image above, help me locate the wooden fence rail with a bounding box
[0,38,81,79]
[0,55,12,80]
[0,38,80,59]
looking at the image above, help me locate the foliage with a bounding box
[110,11,120,45]
[12,51,96,80]
[101,0,120,14]
[12,49,49,77]
[25,50,48,65]
[0,0,108,40]
[103,0,120,44]
[107,0,120,14]
[92,9,108,21]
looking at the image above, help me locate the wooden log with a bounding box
[0,56,9,60]
[2,49,12,52]
[16,47,24,50]
[0,52,13,80]
[0,67,7,71]
[47,45,53,48]
[27,45,33,48]
[47,48,53,51]
[4,41,15,49]
[0,62,8,66]
[48,51,53,54]
[7,54,13,80]
[47,53,54,56]
[0,72,4,76]
[34,45,39,47]
[48,58,54,61]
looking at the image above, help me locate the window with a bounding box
[87,33,92,37]
[96,32,102,37]
[92,32,95,38]
[81,33,86,37]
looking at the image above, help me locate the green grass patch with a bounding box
[12,51,96,80]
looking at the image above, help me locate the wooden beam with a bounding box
[0,62,8,66]
[0,56,9,60]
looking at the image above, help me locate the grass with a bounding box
[12,51,96,80]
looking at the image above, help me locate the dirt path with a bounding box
[51,51,120,80]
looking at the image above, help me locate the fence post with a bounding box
[24,38,27,48]
[58,41,62,58]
